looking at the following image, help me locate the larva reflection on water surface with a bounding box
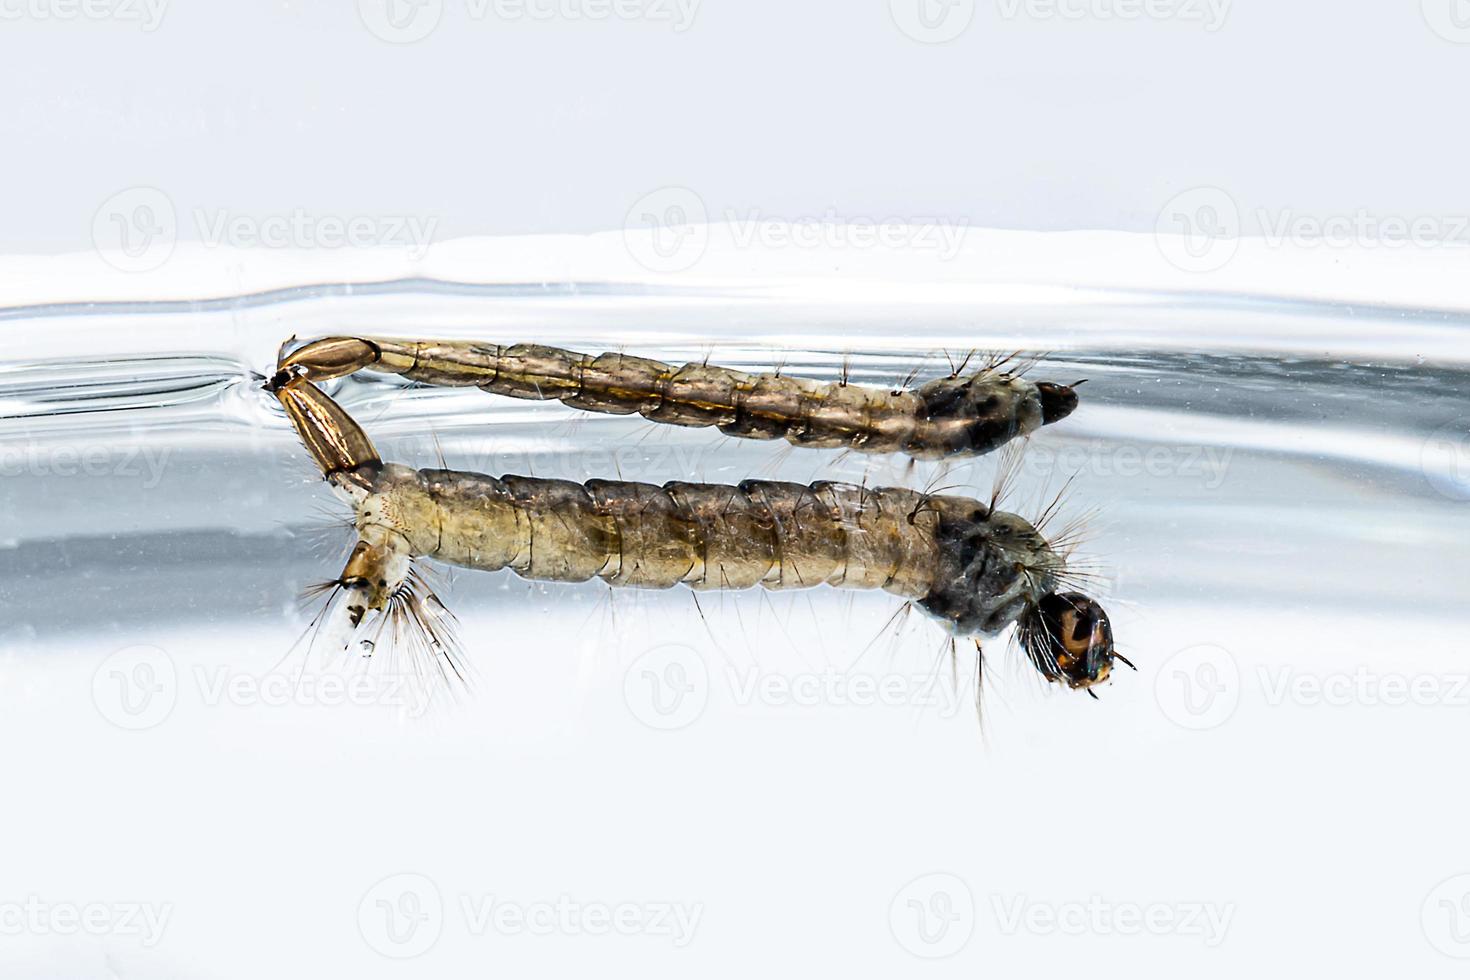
[265,355,1129,701]
[272,336,1083,462]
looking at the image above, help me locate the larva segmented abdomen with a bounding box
[359,462,1065,638]
[315,338,1079,460]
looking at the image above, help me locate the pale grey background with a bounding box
[0,1,1465,253]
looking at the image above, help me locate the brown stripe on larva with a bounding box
[291,337,1076,460]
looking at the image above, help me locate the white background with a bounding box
[2,1,1468,254]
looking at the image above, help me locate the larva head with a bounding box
[1018,592,1121,692]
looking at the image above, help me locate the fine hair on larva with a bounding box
[266,360,1129,701]
[270,335,1084,462]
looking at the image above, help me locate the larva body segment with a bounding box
[341,461,1063,641]
[277,337,1081,460]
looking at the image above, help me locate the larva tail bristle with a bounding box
[383,562,470,694]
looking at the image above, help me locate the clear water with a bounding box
[2,282,1467,977]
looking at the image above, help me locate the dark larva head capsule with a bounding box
[1019,592,1119,692]
[1035,382,1079,426]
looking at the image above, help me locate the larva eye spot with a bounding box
[1020,592,1118,691]
[1036,382,1080,425]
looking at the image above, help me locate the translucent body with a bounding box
[277,336,1080,460]
[335,461,1064,638]
[268,362,1119,695]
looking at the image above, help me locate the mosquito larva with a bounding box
[267,367,1125,697]
[271,336,1082,461]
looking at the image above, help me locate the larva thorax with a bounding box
[276,336,1081,461]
